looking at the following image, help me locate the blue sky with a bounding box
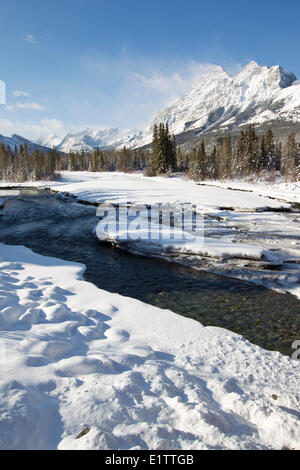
[0,0,299,140]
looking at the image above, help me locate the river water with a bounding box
[0,188,299,356]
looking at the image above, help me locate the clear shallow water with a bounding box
[0,189,299,356]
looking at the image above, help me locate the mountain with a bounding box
[0,134,53,153]
[41,61,300,152]
[42,127,143,153]
[132,61,300,149]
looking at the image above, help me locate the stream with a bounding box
[0,188,299,356]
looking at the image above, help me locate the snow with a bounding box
[40,61,300,152]
[1,62,299,154]
[0,190,20,197]
[0,242,299,450]
[95,206,272,262]
[199,178,300,205]
[138,62,299,147]
[47,173,300,298]
[29,171,291,210]
[2,171,299,297]
[42,128,143,153]
[0,134,49,153]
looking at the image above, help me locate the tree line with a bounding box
[156,124,299,180]
[0,124,299,182]
[0,143,150,181]
[0,143,58,182]
[184,126,300,180]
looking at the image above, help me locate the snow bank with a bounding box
[0,172,298,208]
[1,171,289,210]
[0,172,297,297]
[201,179,300,205]
[0,242,299,450]
[96,212,271,262]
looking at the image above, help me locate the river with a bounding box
[0,188,299,356]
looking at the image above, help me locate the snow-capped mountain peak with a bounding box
[0,133,52,153]
[133,61,300,147]
[40,61,300,152]
[42,127,143,153]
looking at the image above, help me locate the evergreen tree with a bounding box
[282,133,298,177]
[216,136,232,178]
[151,123,176,174]
[151,124,164,174]
[246,125,259,172]
[189,140,210,180]
[235,130,247,175]
[260,135,267,170]
[264,128,275,170]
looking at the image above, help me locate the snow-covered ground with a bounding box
[1,171,300,297]
[5,171,298,298]
[0,242,299,450]
[200,178,300,205]
[0,173,300,449]
[23,171,294,209]
[0,171,292,207]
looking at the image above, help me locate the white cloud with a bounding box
[86,51,243,128]
[13,90,30,98]
[133,72,184,94]
[0,52,244,140]
[0,117,66,141]
[40,118,65,131]
[3,93,43,113]
[16,101,44,111]
[4,104,14,111]
[24,34,39,45]
[132,61,226,98]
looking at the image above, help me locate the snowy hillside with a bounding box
[42,127,143,153]
[0,134,52,154]
[135,61,300,148]
[41,61,300,152]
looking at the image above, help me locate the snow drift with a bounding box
[0,242,299,450]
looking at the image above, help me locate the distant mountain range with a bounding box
[139,61,300,149]
[41,127,143,153]
[0,134,53,153]
[2,61,300,154]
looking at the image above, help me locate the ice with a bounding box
[2,172,299,297]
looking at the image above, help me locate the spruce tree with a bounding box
[151,123,176,174]
[246,125,259,173]
[260,135,267,170]
[189,140,209,180]
[265,128,275,170]
[217,136,232,178]
[282,133,298,177]
[151,124,164,174]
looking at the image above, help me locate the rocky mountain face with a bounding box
[42,128,143,153]
[39,61,300,152]
[0,134,52,153]
[134,61,300,149]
